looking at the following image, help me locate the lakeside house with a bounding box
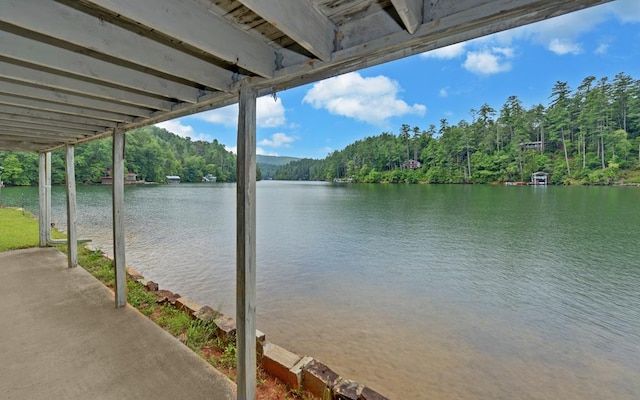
[101,168,142,185]
[166,176,181,184]
[531,171,549,185]
[402,159,422,169]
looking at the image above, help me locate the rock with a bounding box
[333,379,362,400]
[359,386,390,400]
[213,315,236,340]
[177,333,188,345]
[301,359,340,399]
[126,267,145,282]
[194,306,219,323]
[175,297,201,316]
[167,293,181,305]
[146,281,159,291]
[261,343,303,390]
[289,356,313,391]
[154,289,174,304]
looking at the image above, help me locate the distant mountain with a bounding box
[257,155,300,179]
[257,155,300,166]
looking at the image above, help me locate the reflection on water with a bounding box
[2,183,639,399]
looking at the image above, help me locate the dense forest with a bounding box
[0,126,240,185]
[276,73,640,185]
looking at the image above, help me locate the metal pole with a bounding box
[236,83,257,400]
[112,129,127,308]
[65,145,78,268]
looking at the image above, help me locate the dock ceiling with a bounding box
[0,0,613,152]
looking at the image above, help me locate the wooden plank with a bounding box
[0,62,174,111]
[236,83,257,400]
[65,145,78,268]
[237,0,336,61]
[0,131,83,143]
[0,31,202,103]
[0,94,133,123]
[0,80,152,118]
[0,119,96,136]
[38,152,47,247]
[112,129,126,308]
[0,105,118,129]
[390,0,423,34]
[85,0,275,78]
[0,0,233,91]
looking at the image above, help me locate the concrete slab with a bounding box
[0,247,236,400]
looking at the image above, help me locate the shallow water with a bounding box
[3,182,639,399]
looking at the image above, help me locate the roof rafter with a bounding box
[237,0,337,61]
[0,105,118,129]
[0,0,233,91]
[0,61,174,111]
[0,119,97,136]
[390,0,423,34]
[83,0,277,78]
[0,80,152,118]
[0,94,133,122]
[0,31,203,103]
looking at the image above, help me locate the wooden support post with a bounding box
[112,129,127,308]
[65,145,78,268]
[38,152,47,247]
[236,83,257,400]
[45,152,51,241]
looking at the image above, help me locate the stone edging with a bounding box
[126,267,389,400]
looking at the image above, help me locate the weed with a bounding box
[186,320,216,351]
[157,304,191,336]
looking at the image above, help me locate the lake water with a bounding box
[2,182,639,399]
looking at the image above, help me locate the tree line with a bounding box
[0,126,239,185]
[275,72,640,185]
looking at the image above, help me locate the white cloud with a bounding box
[463,48,513,75]
[302,72,426,125]
[548,38,583,55]
[421,42,466,59]
[439,88,448,98]
[155,120,210,142]
[595,42,609,55]
[258,132,296,148]
[196,97,286,128]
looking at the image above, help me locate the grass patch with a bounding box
[0,208,39,251]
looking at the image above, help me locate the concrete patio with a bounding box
[0,247,236,400]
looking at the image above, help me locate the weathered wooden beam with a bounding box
[65,145,78,268]
[0,80,152,118]
[0,132,80,144]
[112,129,126,308]
[236,83,257,400]
[0,0,233,91]
[0,105,117,130]
[0,119,96,136]
[0,31,202,103]
[390,0,423,34]
[38,152,47,247]
[0,93,133,123]
[45,152,52,241]
[0,62,174,111]
[237,0,337,61]
[84,0,276,78]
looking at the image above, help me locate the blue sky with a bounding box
[156,0,640,159]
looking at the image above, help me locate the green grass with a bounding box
[0,207,40,251]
